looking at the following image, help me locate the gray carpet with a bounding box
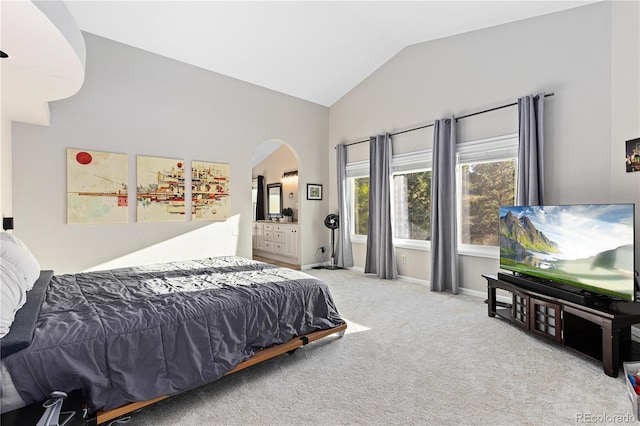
[127,268,634,425]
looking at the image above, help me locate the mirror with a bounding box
[267,183,282,218]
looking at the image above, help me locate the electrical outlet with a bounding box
[401,255,406,263]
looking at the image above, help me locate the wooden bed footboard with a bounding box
[90,323,347,425]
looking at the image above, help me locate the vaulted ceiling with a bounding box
[64,1,597,107]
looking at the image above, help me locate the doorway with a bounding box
[251,140,301,267]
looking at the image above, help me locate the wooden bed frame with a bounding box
[88,323,347,425]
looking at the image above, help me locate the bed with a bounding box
[0,247,346,424]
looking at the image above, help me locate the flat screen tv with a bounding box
[499,204,636,302]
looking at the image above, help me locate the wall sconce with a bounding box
[3,217,14,231]
[281,170,298,183]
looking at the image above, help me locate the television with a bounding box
[499,204,636,302]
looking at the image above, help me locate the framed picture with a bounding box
[626,137,640,173]
[307,184,322,200]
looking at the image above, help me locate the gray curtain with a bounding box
[430,118,459,294]
[365,134,397,279]
[335,144,354,268]
[517,93,545,206]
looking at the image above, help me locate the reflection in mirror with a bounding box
[267,183,282,218]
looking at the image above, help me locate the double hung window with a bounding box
[390,151,432,248]
[457,135,518,255]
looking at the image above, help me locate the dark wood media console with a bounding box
[484,274,640,377]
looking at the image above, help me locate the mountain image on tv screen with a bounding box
[499,204,635,301]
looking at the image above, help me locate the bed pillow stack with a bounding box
[0,232,41,338]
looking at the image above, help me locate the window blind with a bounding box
[457,134,518,164]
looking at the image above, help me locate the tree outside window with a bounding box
[392,170,431,240]
[353,177,369,235]
[460,160,516,246]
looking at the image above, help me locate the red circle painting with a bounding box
[177,162,183,168]
[76,151,93,165]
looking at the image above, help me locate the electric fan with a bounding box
[324,213,339,270]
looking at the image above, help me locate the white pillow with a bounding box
[0,261,28,338]
[0,232,40,290]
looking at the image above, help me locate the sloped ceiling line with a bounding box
[63,1,598,107]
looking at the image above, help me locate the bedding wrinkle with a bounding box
[183,289,222,384]
[2,256,345,412]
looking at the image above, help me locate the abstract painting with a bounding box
[137,156,185,222]
[192,161,231,221]
[67,149,128,224]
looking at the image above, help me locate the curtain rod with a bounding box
[335,92,554,149]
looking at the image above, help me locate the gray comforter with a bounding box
[2,257,344,411]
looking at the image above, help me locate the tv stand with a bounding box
[484,274,640,377]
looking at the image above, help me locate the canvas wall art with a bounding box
[67,149,128,224]
[137,156,185,222]
[191,161,231,221]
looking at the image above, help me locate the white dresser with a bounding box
[253,221,299,264]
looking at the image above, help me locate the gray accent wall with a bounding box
[328,1,640,293]
[12,33,329,274]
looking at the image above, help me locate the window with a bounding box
[457,135,518,253]
[392,170,432,240]
[391,150,433,245]
[350,170,433,243]
[345,134,517,255]
[353,176,369,236]
[459,160,516,246]
[346,161,370,239]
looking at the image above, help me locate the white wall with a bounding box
[610,0,640,237]
[12,33,329,274]
[1,0,85,222]
[0,117,11,218]
[328,1,640,292]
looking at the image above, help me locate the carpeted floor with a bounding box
[126,268,634,425]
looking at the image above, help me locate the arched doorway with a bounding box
[251,140,301,268]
